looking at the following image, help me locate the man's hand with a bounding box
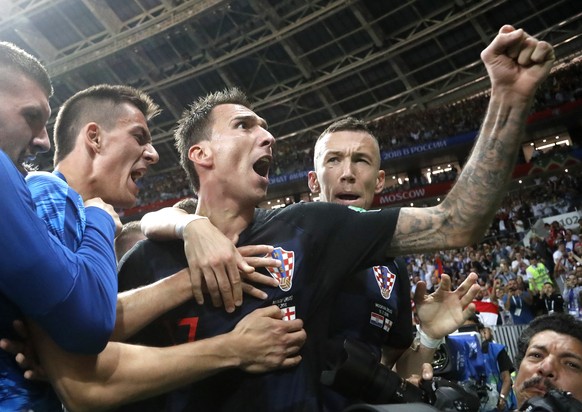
[0,320,46,381]
[85,197,122,236]
[481,25,555,101]
[405,362,434,387]
[238,245,281,300]
[414,272,480,339]
[229,305,306,373]
[182,218,255,312]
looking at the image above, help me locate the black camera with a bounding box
[519,389,582,412]
[320,338,480,411]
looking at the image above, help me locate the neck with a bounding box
[195,191,256,241]
[55,157,95,201]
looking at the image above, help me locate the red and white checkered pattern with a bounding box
[373,265,396,300]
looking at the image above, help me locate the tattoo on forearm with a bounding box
[390,98,530,255]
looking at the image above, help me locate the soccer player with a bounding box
[123,25,555,411]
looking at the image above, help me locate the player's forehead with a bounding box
[318,130,379,156]
[212,104,267,128]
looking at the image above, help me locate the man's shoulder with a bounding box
[257,202,397,218]
[26,170,66,185]
[122,238,185,264]
[26,170,71,198]
[118,238,187,290]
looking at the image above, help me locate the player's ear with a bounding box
[189,141,212,168]
[307,171,320,193]
[375,170,385,194]
[84,123,101,154]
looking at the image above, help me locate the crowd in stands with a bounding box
[408,170,582,329]
[135,169,192,207]
[134,59,581,207]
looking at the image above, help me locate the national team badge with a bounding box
[372,266,396,299]
[281,306,296,321]
[267,247,295,291]
[383,318,393,332]
[370,312,384,328]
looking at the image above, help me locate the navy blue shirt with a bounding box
[118,202,401,412]
[322,258,413,411]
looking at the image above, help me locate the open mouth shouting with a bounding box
[253,156,271,181]
[129,168,146,193]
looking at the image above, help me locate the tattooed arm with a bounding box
[388,25,555,256]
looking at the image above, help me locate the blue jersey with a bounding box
[118,202,400,412]
[26,170,86,251]
[0,151,118,410]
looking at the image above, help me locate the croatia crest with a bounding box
[267,247,295,292]
[373,266,396,300]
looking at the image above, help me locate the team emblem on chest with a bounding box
[267,247,295,291]
[372,265,396,299]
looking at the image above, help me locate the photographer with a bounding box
[459,316,516,411]
[479,326,515,411]
[533,282,564,316]
[513,313,582,410]
[502,279,535,325]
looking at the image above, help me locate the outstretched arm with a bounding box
[388,25,555,256]
[28,306,306,412]
[395,273,479,377]
[414,272,479,338]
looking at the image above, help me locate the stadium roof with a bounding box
[2,0,581,174]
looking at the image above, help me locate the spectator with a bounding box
[534,281,564,316]
[494,261,516,286]
[502,278,535,325]
[525,255,552,294]
[529,235,554,275]
[472,286,499,327]
[511,252,530,276]
[554,242,573,277]
[563,273,582,318]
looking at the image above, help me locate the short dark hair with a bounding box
[515,313,582,366]
[0,41,52,96]
[173,197,198,215]
[53,84,160,164]
[174,88,251,193]
[115,220,144,262]
[313,117,379,169]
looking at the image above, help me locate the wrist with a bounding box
[175,215,209,239]
[490,87,535,108]
[209,333,243,371]
[416,325,445,349]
